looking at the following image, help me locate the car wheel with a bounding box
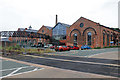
[55,49,58,51]
[60,49,63,51]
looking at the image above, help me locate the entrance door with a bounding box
[73,33,77,46]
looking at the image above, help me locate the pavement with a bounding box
[1,48,119,78]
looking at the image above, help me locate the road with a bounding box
[3,51,119,78]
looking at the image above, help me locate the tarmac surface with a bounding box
[1,48,119,78]
[0,58,43,79]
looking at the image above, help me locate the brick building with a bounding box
[66,17,120,48]
[10,16,119,48]
[37,17,120,48]
[37,25,52,45]
[11,26,39,47]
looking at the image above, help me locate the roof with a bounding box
[18,26,38,33]
[72,17,120,33]
[52,22,71,29]
[59,22,71,27]
[29,25,32,29]
[44,26,52,30]
[18,28,25,31]
[25,29,38,33]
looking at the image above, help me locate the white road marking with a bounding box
[7,67,22,76]
[33,68,38,71]
[0,67,44,79]
[0,66,31,72]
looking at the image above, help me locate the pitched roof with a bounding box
[72,17,120,33]
[18,28,25,31]
[59,22,71,27]
[26,29,38,33]
[52,22,71,29]
[18,26,38,33]
[44,26,52,30]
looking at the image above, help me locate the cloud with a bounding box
[0,0,119,31]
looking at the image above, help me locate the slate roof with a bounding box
[59,22,71,27]
[26,29,38,33]
[52,22,71,29]
[19,28,25,31]
[18,26,38,33]
[44,26,52,30]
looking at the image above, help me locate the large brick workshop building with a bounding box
[39,17,120,48]
[66,17,120,48]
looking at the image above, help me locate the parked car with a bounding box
[55,46,70,51]
[44,45,49,48]
[31,45,36,47]
[36,44,44,48]
[44,44,53,48]
[67,46,79,50]
[50,46,55,49]
[81,45,91,50]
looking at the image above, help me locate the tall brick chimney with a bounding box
[56,14,58,25]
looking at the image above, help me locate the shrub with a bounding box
[7,46,14,51]
[94,47,101,49]
[104,46,119,48]
[14,45,21,50]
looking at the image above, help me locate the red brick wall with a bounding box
[37,25,52,44]
[66,17,120,48]
[37,25,52,36]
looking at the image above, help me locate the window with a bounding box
[107,34,109,46]
[87,32,92,45]
[103,33,105,45]
[80,23,84,28]
[111,34,112,41]
[42,30,44,33]
[74,33,77,41]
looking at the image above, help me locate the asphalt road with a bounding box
[4,54,119,78]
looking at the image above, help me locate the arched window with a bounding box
[107,34,109,46]
[74,33,77,41]
[111,34,112,41]
[87,32,92,45]
[103,33,105,46]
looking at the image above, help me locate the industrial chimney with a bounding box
[56,14,58,25]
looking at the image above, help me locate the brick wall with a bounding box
[66,17,120,48]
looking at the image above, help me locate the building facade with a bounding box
[66,17,120,48]
[9,17,119,48]
[37,25,52,45]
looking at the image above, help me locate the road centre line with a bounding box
[24,55,119,67]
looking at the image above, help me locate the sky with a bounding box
[0,0,119,31]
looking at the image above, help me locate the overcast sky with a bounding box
[0,0,119,31]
